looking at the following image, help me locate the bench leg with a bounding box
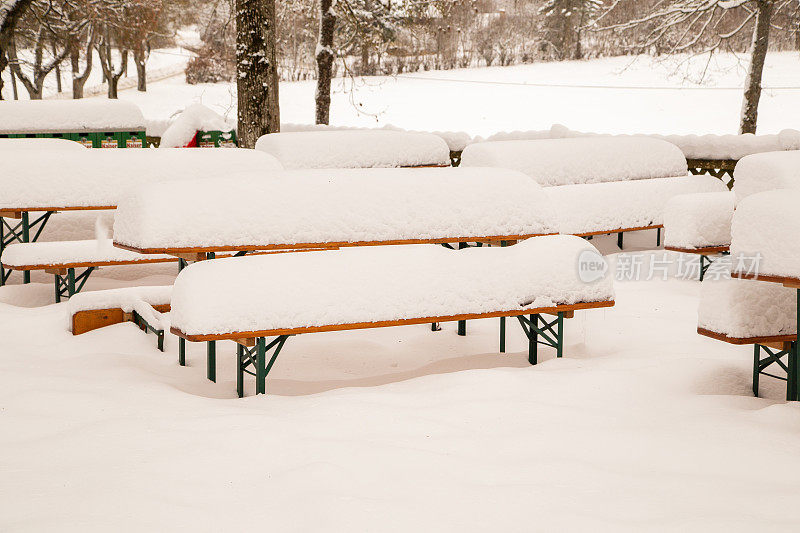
[431,322,441,331]
[753,345,760,397]
[617,232,623,250]
[179,338,186,366]
[237,345,245,398]
[256,338,266,394]
[457,320,466,336]
[500,317,506,353]
[207,341,216,382]
[656,228,661,247]
[1,211,53,286]
[517,312,565,365]
[22,213,30,284]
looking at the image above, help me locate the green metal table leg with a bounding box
[656,227,661,247]
[54,275,61,303]
[556,312,564,358]
[22,212,30,284]
[67,267,76,296]
[529,314,538,365]
[179,338,186,366]
[753,344,760,397]
[256,337,266,395]
[207,341,216,382]
[236,344,244,398]
[617,232,623,250]
[457,320,466,336]
[500,317,506,353]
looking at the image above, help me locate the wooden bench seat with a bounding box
[168,235,615,396]
[2,240,178,301]
[69,286,172,350]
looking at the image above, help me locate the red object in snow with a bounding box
[184,132,199,148]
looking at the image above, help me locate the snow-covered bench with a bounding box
[169,236,615,397]
[460,136,727,247]
[69,286,172,351]
[1,240,177,301]
[665,151,800,279]
[0,148,282,285]
[697,278,798,401]
[663,192,734,280]
[112,167,558,256]
[254,130,451,169]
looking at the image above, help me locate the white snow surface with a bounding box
[664,192,734,249]
[254,130,451,169]
[113,167,557,250]
[733,150,800,203]
[1,239,175,268]
[68,285,172,332]
[548,175,728,235]
[159,104,235,148]
[0,99,145,133]
[0,148,283,209]
[460,137,688,186]
[280,122,472,152]
[730,189,800,279]
[0,138,85,150]
[171,236,613,336]
[698,277,796,338]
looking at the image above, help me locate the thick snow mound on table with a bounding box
[68,286,172,332]
[159,104,234,148]
[254,130,451,168]
[548,175,727,235]
[170,235,614,336]
[0,138,84,150]
[698,278,796,338]
[734,150,800,203]
[0,148,282,210]
[0,100,144,133]
[113,167,558,250]
[460,137,687,186]
[730,189,800,279]
[658,130,800,160]
[663,192,734,249]
[1,240,174,268]
[280,122,472,152]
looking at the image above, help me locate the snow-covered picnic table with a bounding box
[0,99,145,134]
[0,148,282,285]
[254,130,451,169]
[112,167,557,255]
[695,187,800,401]
[169,236,615,396]
[460,136,727,246]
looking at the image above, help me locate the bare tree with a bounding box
[236,0,280,148]
[6,26,69,99]
[315,0,335,124]
[96,30,126,98]
[594,0,789,133]
[0,0,36,99]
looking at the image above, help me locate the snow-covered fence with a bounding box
[168,235,615,396]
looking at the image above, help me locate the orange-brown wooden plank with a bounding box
[172,300,615,342]
[697,327,796,345]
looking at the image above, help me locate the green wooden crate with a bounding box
[197,129,237,148]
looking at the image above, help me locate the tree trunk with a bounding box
[53,42,62,93]
[236,0,280,148]
[740,0,773,135]
[315,0,335,125]
[70,34,95,100]
[10,60,18,99]
[133,44,147,91]
[0,0,36,100]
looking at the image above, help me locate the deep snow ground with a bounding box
[106,51,800,137]
[2,231,799,531]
